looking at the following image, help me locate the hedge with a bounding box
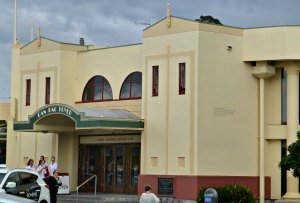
[197,184,255,203]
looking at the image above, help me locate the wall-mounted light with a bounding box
[227,45,232,51]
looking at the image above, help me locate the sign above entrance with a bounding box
[14,103,144,132]
[80,135,141,144]
[37,105,74,119]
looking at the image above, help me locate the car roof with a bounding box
[0,168,39,176]
[0,168,8,174]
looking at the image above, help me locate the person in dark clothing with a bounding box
[43,169,61,203]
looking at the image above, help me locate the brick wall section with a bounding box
[138,175,271,200]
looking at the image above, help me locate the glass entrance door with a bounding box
[78,143,140,194]
[104,146,114,192]
[115,145,125,193]
[104,145,125,193]
[129,144,140,194]
[78,145,99,193]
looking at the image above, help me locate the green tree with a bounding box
[195,15,223,25]
[279,131,300,177]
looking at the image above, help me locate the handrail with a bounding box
[76,175,97,197]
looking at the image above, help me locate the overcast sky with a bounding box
[1,0,300,101]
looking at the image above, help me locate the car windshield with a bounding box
[0,172,6,183]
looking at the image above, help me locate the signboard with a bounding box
[80,135,141,144]
[158,178,173,196]
[37,105,74,119]
[58,174,70,194]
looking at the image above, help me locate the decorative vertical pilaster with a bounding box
[283,65,300,199]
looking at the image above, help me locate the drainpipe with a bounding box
[252,62,275,203]
[259,78,264,203]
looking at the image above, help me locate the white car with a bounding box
[0,193,35,203]
[0,168,50,203]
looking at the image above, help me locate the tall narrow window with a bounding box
[152,66,159,96]
[45,77,51,104]
[281,140,287,196]
[281,69,287,124]
[25,79,31,106]
[179,63,186,95]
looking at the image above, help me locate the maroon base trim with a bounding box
[138,175,271,200]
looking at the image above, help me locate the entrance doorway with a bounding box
[78,143,140,194]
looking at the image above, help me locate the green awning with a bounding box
[14,103,144,132]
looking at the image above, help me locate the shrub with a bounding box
[197,184,255,203]
[197,187,208,203]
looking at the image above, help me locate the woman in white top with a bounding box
[140,185,160,203]
[26,158,35,171]
[50,156,58,176]
[39,155,48,168]
[37,159,47,178]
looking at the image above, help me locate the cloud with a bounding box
[2,0,300,99]
[0,42,12,101]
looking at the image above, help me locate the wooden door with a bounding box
[128,144,140,194]
[104,145,114,192]
[79,143,140,194]
[115,145,125,193]
[97,147,105,192]
[104,145,125,193]
[78,145,98,192]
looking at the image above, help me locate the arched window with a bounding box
[82,76,113,102]
[120,72,142,99]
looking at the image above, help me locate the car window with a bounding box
[0,173,6,183]
[19,172,37,185]
[5,172,20,186]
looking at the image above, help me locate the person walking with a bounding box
[140,185,160,203]
[26,158,35,171]
[43,169,62,203]
[50,156,58,176]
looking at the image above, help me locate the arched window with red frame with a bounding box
[119,72,142,99]
[82,75,113,102]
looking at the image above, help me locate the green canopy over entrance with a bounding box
[14,103,144,132]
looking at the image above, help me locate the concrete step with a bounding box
[58,200,138,203]
[57,194,139,201]
[57,194,196,203]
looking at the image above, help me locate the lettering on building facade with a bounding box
[37,105,73,119]
[80,135,141,144]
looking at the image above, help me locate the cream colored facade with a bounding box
[0,102,10,149]
[0,103,10,120]
[5,16,300,200]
